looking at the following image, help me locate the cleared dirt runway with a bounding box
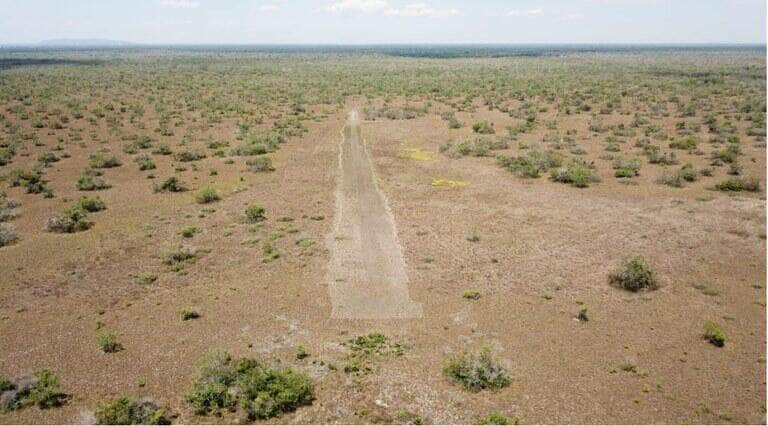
[327,111,422,319]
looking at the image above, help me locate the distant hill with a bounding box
[37,39,134,47]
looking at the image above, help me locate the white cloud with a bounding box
[259,4,280,12]
[324,0,389,14]
[508,8,543,16]
[386,3,460,17]
[324,0,459,17]
[160,0,200,9]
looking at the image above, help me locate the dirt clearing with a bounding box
[327,111,422,319]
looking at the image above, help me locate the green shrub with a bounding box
[246,156,274,172]
[186,350,314,420]
[462,290,481,300]
[180,308,200,321]
[678,163,699,182]
[0,194,19,222]
[0,223,18,247]
[612,157,641,178]
[179,226,199,238]
[497,150,562,178]
[161,244,197,268]
[609,257,657,291]
[77,196,106,212]
[711,144,740,163]
[0,369,66,411]
[476,412,518,425]
[346,333,403,356]
[669,136,698,150]
[8,169,52,196]
[76,172,111,191]
[97,332,123,353]
[89,153,122,169]
[154,177,187,193]
[37,151,60,167]
[244,204,266,223]
[444,348,510,392]
[46,207,92,233]
[134,154,156,171]
[703,321,725,347]
[472,121,495,134]
[152,143,172,155]
[550,159,595,188]
[174,150,206,162]
[195,186,220,204]
[715,177,760,192]
[95,397,170,425]
[658,170,683,188]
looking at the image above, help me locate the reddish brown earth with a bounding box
[0,94,765,424]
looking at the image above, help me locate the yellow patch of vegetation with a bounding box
[399,148,434,161]
[431,179,468,189]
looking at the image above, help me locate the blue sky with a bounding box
[0,0,765,44]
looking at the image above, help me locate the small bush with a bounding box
[703,321,725,347]
[76,172,111,191]
[96,332,123,353]
[462,290,481,300]
[715,177,760,192]
[95,396,170,425]
[0,194,19,222]
[186,350,314,420]
[46,207,92,233]
[174,150,206,162]
[179,226,199,238]
[246,156,275,172]
[134,154,156,171]
[180,308,200,321]
[77,196,106,212]
[472,121,495,134]
[0,369,66,411]
[152,143,172,155]
[444,348,510,392]
[497,150,562,178]
[476,412,518,425]
[161,244,197,268]
[550,159,595,188]
[154,177,187,193]
[612,157,641,178]
[609,257,657,292]
[0,223,18,247]
[8,169,52,196]
[89,153,122,169]
[195,186,220,204]
[244,204,266,223]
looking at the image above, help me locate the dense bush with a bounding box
[246,156,274,172]
[703,321,725,347]
[94,397,169,425]
[242,205,265,223]
[76,170,111,191]
[609,257,657,291]
[186,350,314,420]
[444,348,510,392]
[89,153,122,169]
[153,177,187,193]
[497,150,562,178]
[45,207,92,233]
[550,159,596,188]
[77,196,106,212]
[715,177,760,192]
[195,186,220,204]
[0,369,66,411]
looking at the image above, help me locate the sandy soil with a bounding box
[0,97,765,425]
[327,111,422,320]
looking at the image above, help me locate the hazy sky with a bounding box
[0,0,765,45]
